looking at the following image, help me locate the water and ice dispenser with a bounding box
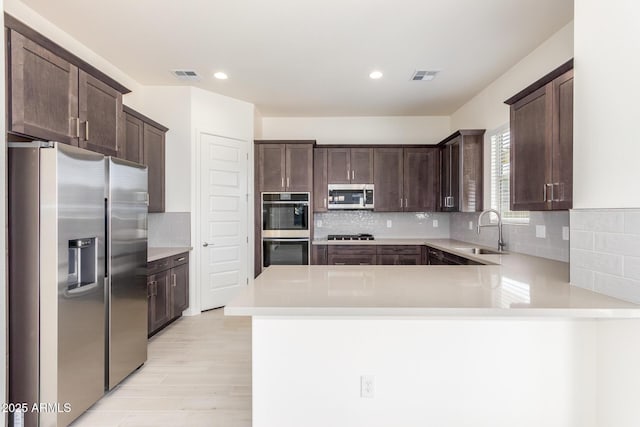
[68,237,97,290]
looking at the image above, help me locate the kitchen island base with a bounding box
[252,317,640,427]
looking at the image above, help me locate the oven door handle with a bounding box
[262,201,310,205]
[263,238,310,242]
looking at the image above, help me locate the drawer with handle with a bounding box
[171,252,189,268]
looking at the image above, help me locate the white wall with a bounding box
[450,21,574,132]
[139,86,193,212]
[573,0,640,209]
[254,108,264,139]
[253,318,598,427]
[4,0,145,108]
[261,116,450,145]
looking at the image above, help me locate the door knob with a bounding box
[203,242,210,247]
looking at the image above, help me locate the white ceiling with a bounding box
[20,0,573,117]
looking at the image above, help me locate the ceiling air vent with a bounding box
[171,69,201,81]
[411,70,439,81]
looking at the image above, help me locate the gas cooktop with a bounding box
[327,234,375,241]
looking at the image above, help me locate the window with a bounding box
[490,125,529,223]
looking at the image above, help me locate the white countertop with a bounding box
[226,239,640,318]
[148,246,192,262]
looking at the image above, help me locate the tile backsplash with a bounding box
[570,209,640,304]
[314,211,450,239]
[148,212,191,247]
[450,211,570,262]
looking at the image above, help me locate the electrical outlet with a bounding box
[317,220,323,228]
[361,375,375,398]
[386,220,392,228]
[432,219,438,228]
[562,226,569,241]
[468,221,473,230]
[536,225,546,239]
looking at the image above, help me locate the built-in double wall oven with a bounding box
[262,192,310,268]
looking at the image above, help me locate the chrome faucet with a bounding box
[477,209,506,252]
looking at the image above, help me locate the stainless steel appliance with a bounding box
[327,234,375,241]
[8,142,149,427]
[105,157,148,390]
[9,142,107,427]
[262,192,310,238]
[328,184,374,210]
[261,192,310,267]
[262,238,310,267]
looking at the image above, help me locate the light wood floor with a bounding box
[71,309,252,427]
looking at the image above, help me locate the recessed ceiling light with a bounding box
[214,72,228,80]
[369,71,383,80]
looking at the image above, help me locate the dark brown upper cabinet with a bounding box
[6,20,130,155]
[313,147,328,212]
[373,148,403,211]
[124,106,169,213]
[505,60,573,211]
[404,147,440,212]
[327,148,373,184]
[78,71,123,157]
[124,112,144,164]
[144,123,166,213]
[439,130,485,212]
[256,141,314,192]
[8,30,79,145]
[373,147,439,212]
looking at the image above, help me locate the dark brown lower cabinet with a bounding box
[327,245,377,265]
[324,245,425,265]
[312,244,328,265]
[377,246,422,265]
[147,252,189,337]
[147,270,170,335]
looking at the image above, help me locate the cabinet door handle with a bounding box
[281,177,284,188]
[175,257,186,262]
[543,184,547,202]
[352,170,355,180]
[405,198,408,208]
[172,273,177,287]
[400,198,403,208]
[287,177,290,188]
[347,170,350,180]
[84,121,90,141]
[323,198,327,208]
[549,183,554,202]
[73,117,80,138]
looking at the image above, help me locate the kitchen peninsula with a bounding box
[226,239,640,427]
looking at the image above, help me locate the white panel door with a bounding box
[199,132,248,310]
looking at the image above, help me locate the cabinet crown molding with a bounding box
[504,59,574,106]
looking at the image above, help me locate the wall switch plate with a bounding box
[536,225,546,239]
[562,226,569,241]
[361,375,375,398]
[433,219,438,228]
[468,221,474,230]
[386,220,392,228]
[317,220,323,228]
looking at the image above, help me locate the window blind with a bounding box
[490,126,529,223]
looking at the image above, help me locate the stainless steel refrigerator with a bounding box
[9,142,106,427]
[105,157,148,390]
[8,142,148,427]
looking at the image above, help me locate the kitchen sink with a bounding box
[453,247,507,255]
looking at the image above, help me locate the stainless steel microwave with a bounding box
[328,184,374,210]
